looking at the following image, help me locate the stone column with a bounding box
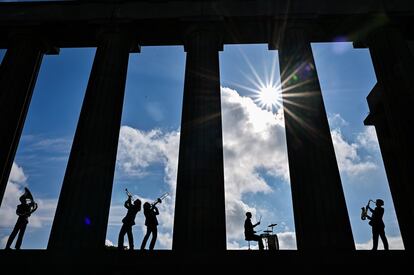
[0,37,45,206]
[48,31,136,250]
[173,26,226,251]
[277,27,354,250]
[364,26,414,250]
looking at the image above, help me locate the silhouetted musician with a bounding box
[5,188,38,250]
[244,212,264,250]
[118,194,141,250]
[366,199,389,250]
[140,201,160,250]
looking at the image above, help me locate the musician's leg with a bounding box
[118,224,127,250]
[149,226,157,250]
[126,226,134,250]
[379,229,389,250]
[252,235,264,250]
[5,220,20,249]
[372,228,379,250]
[140,226,151,250]
[15,222,27,249]
[258,237,264,250]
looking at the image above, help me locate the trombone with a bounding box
[151,192,169,207]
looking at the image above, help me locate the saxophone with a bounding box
[361,199,374,220]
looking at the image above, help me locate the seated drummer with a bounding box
[244,212,264,250]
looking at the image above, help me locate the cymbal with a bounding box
[268,223,277,227]
[263,230,272,233]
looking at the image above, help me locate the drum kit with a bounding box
[260,223,279,250]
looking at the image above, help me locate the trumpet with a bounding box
[361,199,374,220]
[151,192,169,207]
[125,188,133,198]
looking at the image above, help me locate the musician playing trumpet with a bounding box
[140,198,161,250]
[118,190,141,250]
[365,199,389,250]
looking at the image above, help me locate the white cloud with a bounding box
[328,113,349,128]
[357,126,380,152]
[327,113,381,178]
[107,204,126,227]
[0,163,28,227]
[331,128,377,177]
[277,231,297,249]
[116,126,179,192]
[225,199,254,241]
[31,137,71,153]
[221,86,289,194]
[157,232,173,249]
[8,162,27,183]
[356,235,404,250]
[221,87,292,245]
[227,240,252,250]
[114,87,294,249]
[28,198,57,228]
[1,235,9,248]
[0,162,57,229]
[115,127,179,248]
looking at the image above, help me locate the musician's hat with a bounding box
[376,199,384,206]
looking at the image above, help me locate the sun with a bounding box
[226,47,285,113]
[252,84,282,112]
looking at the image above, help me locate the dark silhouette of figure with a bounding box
[366,199,389,250]
[244,212,264,250]
[140,200,160,250]
[118,195,141,250]
[5,188,38,250]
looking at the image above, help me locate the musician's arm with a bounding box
[153,206,159,215]
[30,203,38,213]
[124,198,132,209]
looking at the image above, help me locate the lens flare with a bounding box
[252,84,283,112]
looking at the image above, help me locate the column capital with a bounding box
[181,21,224,52]
[6,32,59,55]
[269,22,316,51]
[353,19,404,49]
[96,27,141,53]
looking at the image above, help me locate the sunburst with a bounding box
[252,84,283,112]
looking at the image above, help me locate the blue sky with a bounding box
[0,40,404,250]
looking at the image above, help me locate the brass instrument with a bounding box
[151,193,169,207]
[18,187,37,215]
[125,188,133,198]
[361,199,374,220]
